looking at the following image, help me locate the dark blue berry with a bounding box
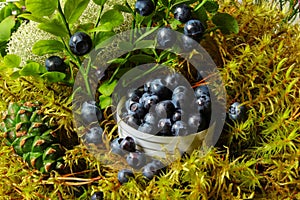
[156,27,177,48]
[228,102,247,122]
[69,32,92,56]
[171,121,189,136]
[138,123,156,134]
[141,95,159,110]
[123,114,141,129]
[84,126,103,144]
[157,118,172,136]
[194,85,210,98]
[80,101,103,124]
[135,0,155,16]
[118,169,135,184]
[128,102,147,119]
[142,159,164,180]
[195,94,211,115]
[173,4,191,23]
[128,87,144,102]
[91,191,104,200]
[126,151,147,169]
[150,82,172,100]
[155,100,175,118]
[120,136,136,152]
[184,19,205,40]
[172,109,182,122]
[110,137,126,156]
[188,113,208,132]
[143,112,157,125]
[45,56,67,72]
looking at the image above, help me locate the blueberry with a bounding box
[128,102,147,119]
[155,100,175,118]
[69,32,92,56]
[188,113,208,132]
[91,191,104,200]
[141,95,159,110]
[194,85,210,98]
[126,151,147,169]
[128,87,144,102]
[80,101,103,124]
[138,123,156,134]
[195,94,211,115]
[184,19,205,40]
[157,118,172,136]
[171,121,189,136]
[156,27,177,48]
[45,56,67,72]
[118,169,135,184]
[84,126,103,144]
[143,112,157,125]
[135,0,155,16]
[120,136,136,152]
[150,83,172,100]
[123,114,141,129]
[172,109,182,122]
[110,137,126,156]
[142,159,164,180]
[173,4,191,23]
[228,102,247,122]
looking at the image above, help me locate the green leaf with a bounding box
[193,6,208,25]
[41,72,66,82]
[128,54,155,64]
[89,22,114,32]
[212,12,239,34]
[113,4,132,13]
[0,16,15,42]
[99,95,112,109]
[32,40,64,56]
[19,62,45,76]
[100,9,124,28]
[161,0,169,7]
[93,0,108,6]
[38,17,69,37]
[94,31,115,49]
[18,13,48,23]
[204,0,219,13]
[98,79,118,96]
[64,0,89,25]
[25,0,58,17]
[4,54,21,68]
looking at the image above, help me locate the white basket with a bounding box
[116,98,214,158]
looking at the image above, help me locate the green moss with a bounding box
[0,0,299,199]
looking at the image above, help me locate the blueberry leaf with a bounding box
[32,40,65,56]
[25,0,58,17]
[17,13,48,23]
[100,9,124,28]
[3,54,21,68]
[204,0,219,13]
[38,17,69,37]
[98,79,118,96]
[41,72,66,82]
[19,62,46,76]
[64,0,89,25]
[94,31,115,49]
[193,6,208,25]
[93,0,108,6]
[99,95,112,109]
[212,12,239,34]
[0,16,15,42]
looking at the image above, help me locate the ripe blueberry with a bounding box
[141,95,159,110]
[194,85,210,98]
[126,151,147,169]
[228,102,247,122]
[195,94,211,115]
[135,0,155,16]
[173,4,191,23]
[45,56,67,72]
[143,112,158,125]
[157,118,172,136]
[155,100,175,118]
[172,109,182,122]
[110,137,126,156]
[156,27,177,48]
[69,32,92,56]
[142,159,164,180]
[120,136,136,152]
[118,169,135,184]
[91,191,104,200]
[84,126,103,144]
[123,114,141,129]
[80,101,102,124]
[171,121,189,136]
[184,19,205,40]
[138,123,156,134]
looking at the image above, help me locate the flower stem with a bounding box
[57,0,72,37]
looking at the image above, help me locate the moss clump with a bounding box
[0,0,299,199]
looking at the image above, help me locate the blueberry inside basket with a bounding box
[115,75,216,158]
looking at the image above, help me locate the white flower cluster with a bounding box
[6,0,135,65]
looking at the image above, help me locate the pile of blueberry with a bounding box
[121,73,211,137]
[110,136,166,183]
